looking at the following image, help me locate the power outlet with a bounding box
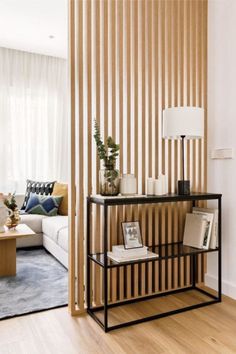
[211,148,234,159]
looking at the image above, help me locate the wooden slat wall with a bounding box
[69,0,207,313]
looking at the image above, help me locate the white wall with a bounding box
[0,0,68,58]
[207,0,236,299]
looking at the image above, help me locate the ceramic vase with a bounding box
[120,174,137,195]
[0,206,8,233]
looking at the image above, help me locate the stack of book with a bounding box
[108,245,158,263]
[183,207,218,250]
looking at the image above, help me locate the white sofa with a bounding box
[15,195,68,268]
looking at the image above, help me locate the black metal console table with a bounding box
[87,192,222,332]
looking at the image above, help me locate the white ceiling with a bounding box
[0,0,68,58]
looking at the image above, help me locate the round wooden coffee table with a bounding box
[0,224,35,276]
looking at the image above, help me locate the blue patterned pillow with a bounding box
[21,179,56,210]
[25,193,63,216]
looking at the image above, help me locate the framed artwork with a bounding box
[121,221,143,249]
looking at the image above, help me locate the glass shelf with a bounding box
[88,242,219,268]
[88,192,222,206]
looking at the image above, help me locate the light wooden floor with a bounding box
[0,295,236,354]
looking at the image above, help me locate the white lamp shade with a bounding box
[162,107,204,139]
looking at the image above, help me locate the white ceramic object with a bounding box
[120,174,137,195]
[146,178,155,195]
[162,174,168,194]
[159,174,167,194]
[0,205,8,233]
[154,179,162,195]
[153,174,168,195]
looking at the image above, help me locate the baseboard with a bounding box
[205,273,236,300]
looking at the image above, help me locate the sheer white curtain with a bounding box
[0,48,68,193]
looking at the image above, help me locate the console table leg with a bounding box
[192,254,196,288]
[192,201,196,288]
[0,239,16,276]
[218,196,222,302]
[104,204,108,332]
[87,198,91,310]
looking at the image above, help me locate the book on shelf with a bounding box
[183,213,209,249]
[193,207,218,249]
[112,245,148,257]
[107,250,158,263]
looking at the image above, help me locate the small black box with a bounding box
[178,180,190,195]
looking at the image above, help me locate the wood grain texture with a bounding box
[69,0,85,314]
[69,0,207,311]
[0,224,35,240]
[0,224,35,277]
[1,295,236,354]
[68,0,76,314]
[0,239,16,276]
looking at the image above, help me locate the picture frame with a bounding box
[121,221,143,250]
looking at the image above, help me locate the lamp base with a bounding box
[178,180,190,195]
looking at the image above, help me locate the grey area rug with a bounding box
[0,249,68,319]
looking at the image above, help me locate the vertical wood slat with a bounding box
[126,0,131,174]
[118,0,123,174]
[86,0,93,308]
[141,0,146,192]
[69,0,208,311]
[110,0,118,304]
[147,0,153,295]
[132,1,139,299]
[93,0,101,307]
[68,0,76,314]
[77,0,85,311]
[69,0,85,314]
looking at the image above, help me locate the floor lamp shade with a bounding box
[162,107,204,194]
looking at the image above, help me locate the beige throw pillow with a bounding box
[52,182,68,216]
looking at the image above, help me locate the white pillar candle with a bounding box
[154,179,162,195]
[159,174,167,194]
[146,178,155,195]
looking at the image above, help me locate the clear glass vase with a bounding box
[99,168,120,196]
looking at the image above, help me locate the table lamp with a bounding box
[162,107,204,195]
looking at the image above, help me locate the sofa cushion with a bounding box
[21,179,56,210]
[19,214,47,234]
[25,193,62,216]
[57,228,68,252]
[52,182,68,216]
[42,215,68,243]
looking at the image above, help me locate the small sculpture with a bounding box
[3,193,20,230]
